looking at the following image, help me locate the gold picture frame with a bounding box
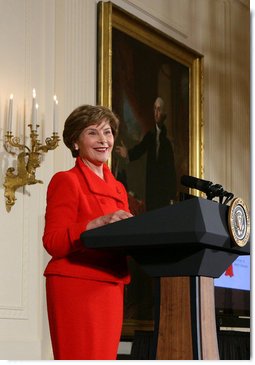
[97,0,204,338]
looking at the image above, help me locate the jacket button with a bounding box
[116,188,121,194]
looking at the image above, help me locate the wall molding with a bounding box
[0,189,29,319]
[112,0,194,41]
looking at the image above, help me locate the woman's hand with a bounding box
[86,210,133,230]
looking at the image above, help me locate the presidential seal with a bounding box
[228,198,250,247]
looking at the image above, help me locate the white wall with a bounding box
[0,0,97,359]
[0,0,250,359]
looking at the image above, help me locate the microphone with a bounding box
[180,175,213,194]
[181,175,234,204]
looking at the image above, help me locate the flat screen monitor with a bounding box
[214,256,250,317]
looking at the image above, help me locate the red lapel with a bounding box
[75,157,123,202]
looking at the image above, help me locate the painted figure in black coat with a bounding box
[116,97,177,211]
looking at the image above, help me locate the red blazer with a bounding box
[43,157,130,284]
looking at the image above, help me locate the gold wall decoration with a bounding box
[3,91,60,212]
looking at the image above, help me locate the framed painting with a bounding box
[97,1,203,338]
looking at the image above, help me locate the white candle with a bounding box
[35,103,39,128]
[53,95,58,133]
[32,88,36,131]
[7,94,13,132]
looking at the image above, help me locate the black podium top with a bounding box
[81,197,250,278]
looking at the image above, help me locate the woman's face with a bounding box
[75,118,114,166]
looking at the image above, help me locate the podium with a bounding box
[80,197,250,360]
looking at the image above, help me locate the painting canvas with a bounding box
[112,27,189,214]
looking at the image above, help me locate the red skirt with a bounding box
[46,275,124,360]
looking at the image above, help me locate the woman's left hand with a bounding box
[86,210,133,230]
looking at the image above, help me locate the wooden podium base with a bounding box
[155,276,219,360]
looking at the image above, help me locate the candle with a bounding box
[35,103,39,128]
[53,95,58,133]
[32,88,36,131]
[7,94,13,132]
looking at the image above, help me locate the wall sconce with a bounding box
[3,90,60,212]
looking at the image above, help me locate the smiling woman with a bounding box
[42,104,133,360]
[75,121,114,179]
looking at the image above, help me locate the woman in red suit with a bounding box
[43,105,133,360]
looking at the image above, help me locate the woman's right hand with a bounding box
[86,210,133,230]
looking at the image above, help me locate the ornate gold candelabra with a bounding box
[4,125,60,212]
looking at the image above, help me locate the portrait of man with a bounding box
[115,96,177,212]
[111,27,190,328]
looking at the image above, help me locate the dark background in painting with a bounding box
[112,28,189,322]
